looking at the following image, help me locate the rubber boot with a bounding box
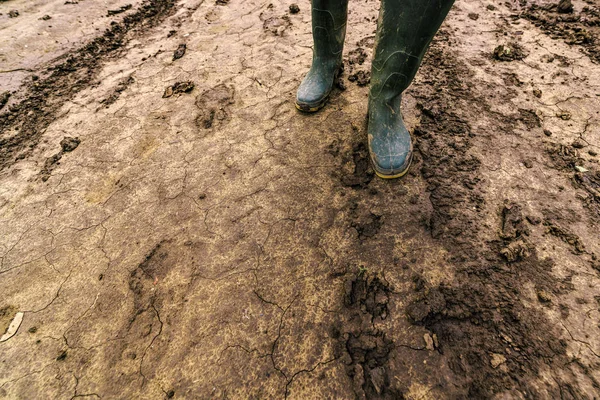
[296,0,348,112]
[368,0,454,179]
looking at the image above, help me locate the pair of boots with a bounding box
[296,0,454,179]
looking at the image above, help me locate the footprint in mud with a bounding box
[341,142,374,189]
[195,84,235,129]
[350,206,382,241]
[260,7,291,36]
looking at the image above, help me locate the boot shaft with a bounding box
[310,0,349,64]
[370,0,455,103]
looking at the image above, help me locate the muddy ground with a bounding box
[1,0,599,398]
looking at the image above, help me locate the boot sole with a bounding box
[372,152,413,180]
[295,100,327,113]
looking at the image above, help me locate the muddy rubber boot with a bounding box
[368,0,454,179]
[296,0,348,112]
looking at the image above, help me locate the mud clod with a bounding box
[0,92,10,110]
[288,4,299,14]
[557,0,573,14]
[348,70,371,86]
[493,43,528,61]
[163,81,195,98]
[60,136,80,152]
[347,48,368,66]
[172,43,186,61]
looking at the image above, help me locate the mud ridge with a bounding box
[409,36,578,397]
[341,274,398,399]
[0,0,178,171]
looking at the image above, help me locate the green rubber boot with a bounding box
[368,0,454,179]
[296,0,348,113]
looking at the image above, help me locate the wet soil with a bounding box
[1,0,599,398]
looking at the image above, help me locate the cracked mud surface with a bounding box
[1,0,600,398]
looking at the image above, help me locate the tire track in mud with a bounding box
[0,0,178,171]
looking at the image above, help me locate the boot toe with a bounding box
[370,150,413,178]
[296,72,333,111]
[368,133,413,179]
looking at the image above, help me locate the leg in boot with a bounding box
[296,0,348,112]
[368,0,454,178]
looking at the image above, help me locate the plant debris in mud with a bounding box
[0,0,177,171]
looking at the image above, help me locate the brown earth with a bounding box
[1,0,600,398]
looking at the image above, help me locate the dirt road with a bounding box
[1,0,599,398]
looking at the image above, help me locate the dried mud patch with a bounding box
[0,0,178,170]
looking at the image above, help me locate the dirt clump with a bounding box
[172,43,186,60]
[39,136,80,181]
[0,92,10,110]
[348,70,370,86]
[493,43,528,61]
[288,4,299,14]
[557,0,573,14]
[163,81,195,98]
[347,47,368,66]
